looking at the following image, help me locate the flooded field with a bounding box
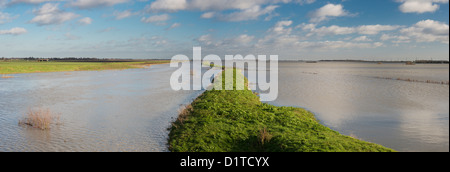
[0,64,201,152]
[0,62,448,152]
[268,62,449,152]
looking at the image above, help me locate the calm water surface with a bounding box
[0,64,202,152]
[1,62,448,152]
[267,62,449,152]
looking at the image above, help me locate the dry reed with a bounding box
[258,127,273,146]
[19,108,60,130]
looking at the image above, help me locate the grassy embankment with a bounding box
[0,60,170,75]
[169,68,395,152]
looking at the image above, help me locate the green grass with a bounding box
[168,69,395,152]
[0,60,170,74]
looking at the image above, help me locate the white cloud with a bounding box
[78,17,92,25]
[254,21,386,52]
[148,0,271,12]
[303,25,355,36]
[148,0,315,12]
[30,3,79,26]
[166,22,181,30]
[0,11,17,24]
[201,12,215,19]
[147,0,316,21]
[9,0,62,4]
[147,0,187,12]
[299,23,402,36]
[357,25,402,35]
[295,0,315,5]
[400,19,449,44]
[309,4,352,23]
[141,14,170,23]
[68,0,129,9]
[113,10,138,20]
[0,27,27,35]
[271,20,293,34]
[233,34,255,45]
[217,5,278,22]
[397,0,449,13]
[380,34,412,43]
[353,36,373,42]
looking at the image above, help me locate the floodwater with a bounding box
[0,64,204,152]
[266,62,449,152]
[1,62,448,152]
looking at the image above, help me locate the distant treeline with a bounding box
[414,60,449,64]
[1,57,448,64]
[0,57,169,63]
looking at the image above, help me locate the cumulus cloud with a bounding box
[166,22,181,30]
[353,36,373,42]
[78,17,92,25]
[29,3,79,26]
[147,0,315,21]
[298,24,401,36]
[400,19,449,44]
[357,25,402,35]
[0,27,27,35]
[141,14,170,23]
[380,34,412,43]
[271,20,293,34]
[195,33,256,50]
[302,24,355,36]
[217,5,278,22]
[201,12,215,19]
[148,0,271,12]
[8,0,62,5]
[68,0,129,9]
[397,0,449,13]
[254,20,384,52]
[113,10,138,20]
[309,4,352,23]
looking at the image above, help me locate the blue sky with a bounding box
[0,0,449,60]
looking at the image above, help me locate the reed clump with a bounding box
[19,108,60,130]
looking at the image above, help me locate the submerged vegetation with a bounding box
[169,69,395,152]
[19,108,60,130]
[375,76,450,85]
[0,60,170,74]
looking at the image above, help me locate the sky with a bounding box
[0,0,449,60]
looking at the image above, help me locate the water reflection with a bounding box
[0,64,202,152]
[1,62,448,152]
[270,62,449,152]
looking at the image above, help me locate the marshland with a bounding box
[0,60,448,152]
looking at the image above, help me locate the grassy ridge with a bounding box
[0,60,170,74]
[168,69,395,152]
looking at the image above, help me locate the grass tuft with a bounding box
[19,108,60,130]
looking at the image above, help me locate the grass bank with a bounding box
[168,69,395,152]
[0,60,170,74]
